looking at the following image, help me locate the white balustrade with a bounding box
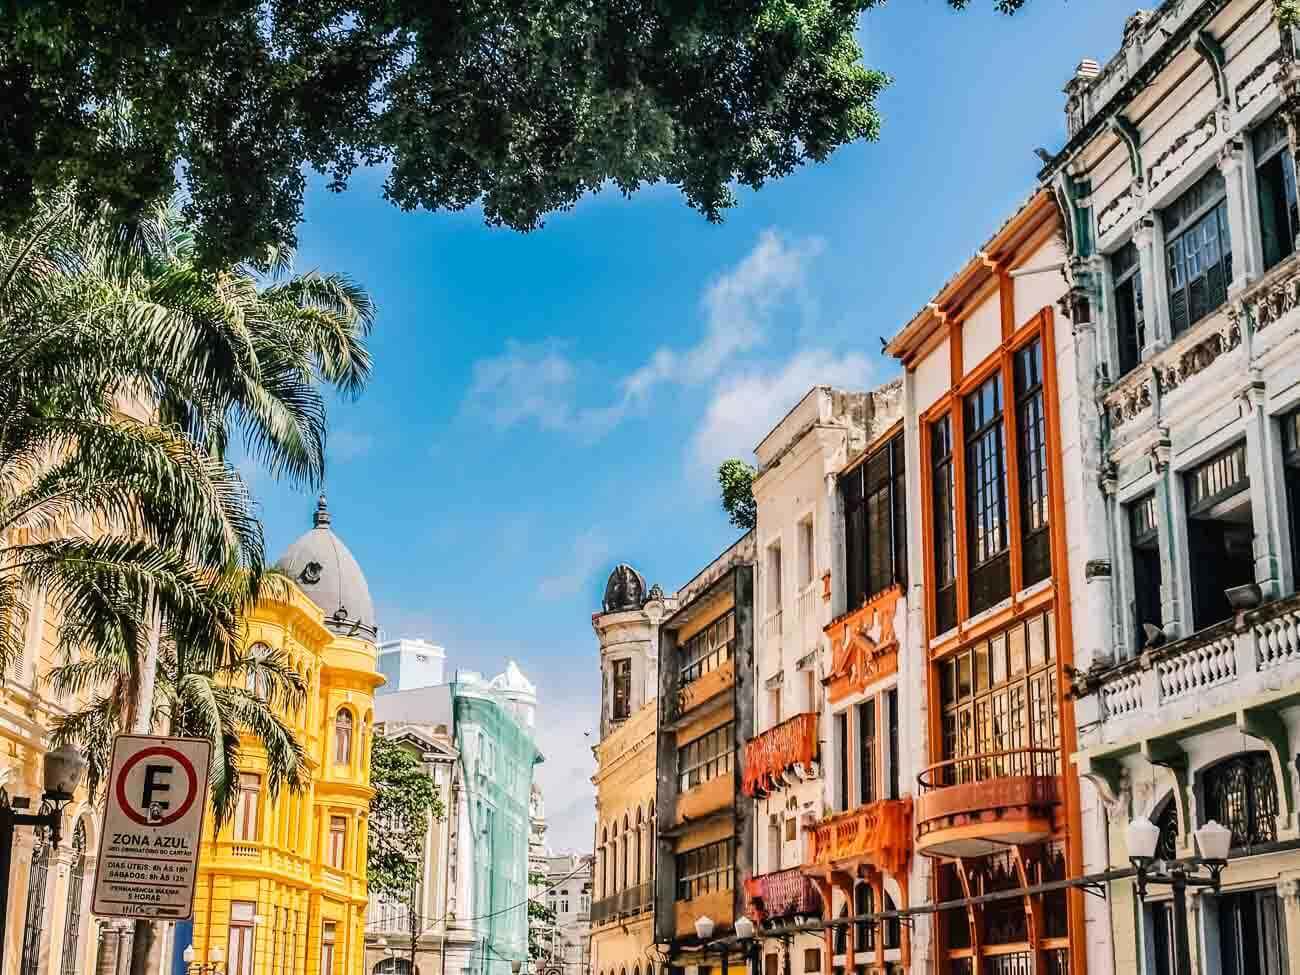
[1256,606,1300,670]
[1100,670,1143,718]
[1156,633,1236,702]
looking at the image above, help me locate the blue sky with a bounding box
[250,0,1137,852]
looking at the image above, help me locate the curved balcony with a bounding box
[804,799,912,879]
[915,748,1061,858]
[744,867,822,922]
[742,712,819,798]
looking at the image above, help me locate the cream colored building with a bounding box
[590,566,670,975]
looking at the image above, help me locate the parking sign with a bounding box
[91,734,212,919]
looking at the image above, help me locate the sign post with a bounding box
[92,734,212,920]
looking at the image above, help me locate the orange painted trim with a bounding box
[951,389,970,627]
[999,268,1015,343]
[927,584,1056,661]
[1039,304,1089,975]
[823,588,901,704]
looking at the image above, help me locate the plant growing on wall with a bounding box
[368,735,445,900]
[718,459,758,532]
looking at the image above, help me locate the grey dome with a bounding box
[602,563,647,612]
[275,495,377,640]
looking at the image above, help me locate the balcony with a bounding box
[590,884,651,926]
[914,748,1061,858]
[823,588,900,705]
[666,656,735,726]
[804,799,912,879]
[1084,592,1300,743]
[742,712,819,798]
[744,868,822,922]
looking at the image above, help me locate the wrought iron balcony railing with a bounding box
[744,867,822,921]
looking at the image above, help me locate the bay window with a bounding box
[965,374,1010,614]
[1163,167,1231,337]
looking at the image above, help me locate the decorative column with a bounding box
[1149,431,1185,639]
[1134,218,1166,355]
[1242,374,1285,603]
[1280,873,1300,972]
[1218,138,1256,295]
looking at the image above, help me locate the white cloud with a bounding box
[621,229,824,401]
[463,229,824,438]
[690,350,875,476]
[537,529,611,600]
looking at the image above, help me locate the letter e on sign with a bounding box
[91,734,211,920]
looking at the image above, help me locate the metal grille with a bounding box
[1186,442,1248,513]
[1155,799,1179,861]
[984,952,1032,975]
[20,833,49,975]
[1205,753,1279,849]
[59,821,87,975]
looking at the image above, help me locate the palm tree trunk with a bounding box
[130,596,165,975]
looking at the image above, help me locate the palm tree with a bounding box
[0,188,374,807]
[1,191,375,975]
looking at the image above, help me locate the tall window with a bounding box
[842,433,906,610]
[328,815,347,869]
[679,611,735,684]
[1015,339,1050,587]
[1282,409,1300,591]
[1163,167,1231,336]
[767,542,783,613]
[965,374,1010,614]
[678,722,734,791]
[20,834,48,975]
[854,883,875,950]
[938,611,1058,784]
[1129,493,1162,647]
[674,838,734,901]
[334,709,353,765]
[1254,110,1299,272]
[320,921,337,975]
[931,416,958,634]
[798,517,815,590]
[228,902,256,975]
[59,820,87,975]
[1111,239,1145,377]
[834,712,848,812]
[611,658,632,722]
[886,687,900,800]
[1203,753,1279,849]
[1184,443,1253,630]
[234,773,261,842]
[857,699,876,805]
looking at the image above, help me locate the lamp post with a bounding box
[1126,817,1232,975]
[183,944,225,974]
[734,915,759,975]
[0,744,86,971]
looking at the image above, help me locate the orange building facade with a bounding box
[885,189,1085,975]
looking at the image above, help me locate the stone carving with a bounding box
[1243,262,1300,330]
[1097,185,1136,238]
[646,583,664,603]
[1108,374,1153,429]
[1146,109,1218,191]
[602,563,647,612]
[1151,318,1241,395]
[1235,47,1283,111]
[300,560,323,585]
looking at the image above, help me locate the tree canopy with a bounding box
[718,459,758,532]
[3,0,1021,265]
[368,735,444,901]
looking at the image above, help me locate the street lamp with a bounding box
[733,915,759,975]
[1126,816,1231,975]
[694,917,714,941]
[0,744,87,970]
[183,944,226,974]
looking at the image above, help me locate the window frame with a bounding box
[678,611,735,685]
[611,657,632,722]
[1253,109,1299,273]
[1110,238,1145,377]
[677,722,735,792]
[674,838,735,901]
[1161,167,1232,337]
[334,708,354,766]
[328,815,347,869]
[1014,337,1051,587]
[234,772,261,842]
[841,432,907,611]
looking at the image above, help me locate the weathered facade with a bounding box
[1043,3,1300,972]
[539,854,593,975]
[654,535,755,963]
[590,564,669,975]
[886,189,1084,975]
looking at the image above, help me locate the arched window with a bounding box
[335,709,354,765]
[1204,752,1279,848]
[59,820,87,975]
[20,832,49,975]
[854,883,874,950]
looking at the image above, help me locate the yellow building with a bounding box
[590,566,669,975]
[184,496,384,975]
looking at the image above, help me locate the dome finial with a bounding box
[314,493,331,528]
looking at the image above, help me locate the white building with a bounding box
[539,854,593,975]
[1044,3,1300,972]
[377,638,447,693]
